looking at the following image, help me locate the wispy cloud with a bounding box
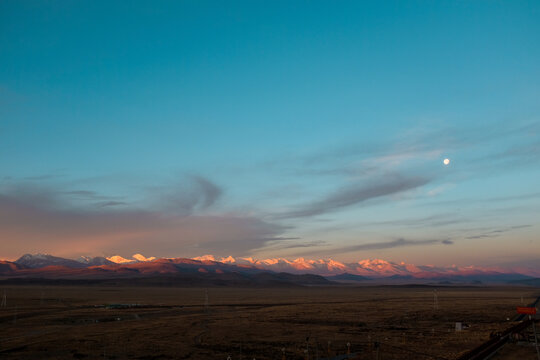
[260,236,301,241]
[358,213,466,229]
[62,190,116,201]
[278,240,327,249]
[337,238,449,252]
[0,180,285,259]
[149,175,223,215]
[22,174,62,181]
[275,175,431,219]
[191,175,222,209]
[273,120,539,182]
[421,191,540,208]
[96,201,128,208]
[464,224,532,240]
[294,237,451,257]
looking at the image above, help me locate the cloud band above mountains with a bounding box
[0,178,286,259]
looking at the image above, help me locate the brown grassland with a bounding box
[0,284,537,359]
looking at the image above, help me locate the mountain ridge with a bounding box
[191,254,540,279]
[0,253,537,285]
[2,254,331,287]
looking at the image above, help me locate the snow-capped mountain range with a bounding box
[1,253,538,284]
[190,255,540,278]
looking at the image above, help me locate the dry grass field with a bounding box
[0,284,537,359]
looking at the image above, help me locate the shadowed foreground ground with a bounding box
[0,285,537,359]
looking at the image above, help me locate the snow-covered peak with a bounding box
[107,255,134,264]
[220,256,236,264]
[106,254,156,264]
[357,258,391,267]
[192,254,216,262]
[132,254,156,262]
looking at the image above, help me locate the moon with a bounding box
[443,158,450,165]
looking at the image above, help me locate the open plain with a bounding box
[0,284,537,359]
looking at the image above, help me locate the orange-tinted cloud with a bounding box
[0,181,285,259]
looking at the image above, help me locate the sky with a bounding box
[1,1,539,268]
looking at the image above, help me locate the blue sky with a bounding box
[1,1,539,267]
